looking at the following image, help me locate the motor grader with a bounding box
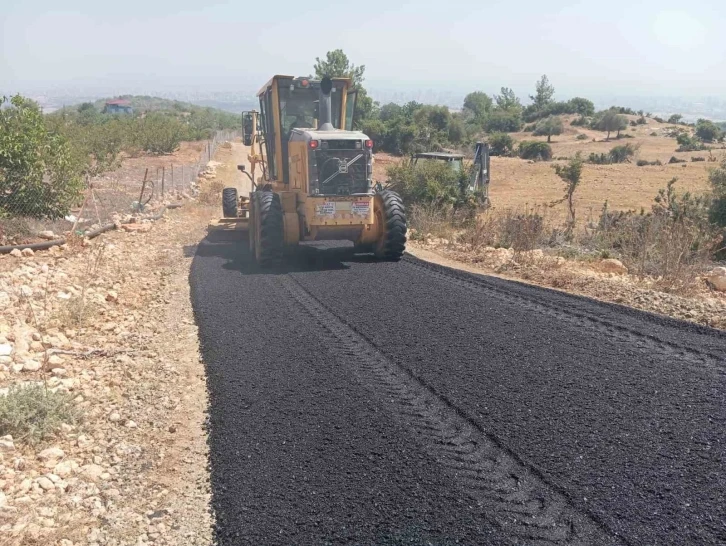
[216,75,407,267]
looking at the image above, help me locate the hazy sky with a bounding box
[2,0,725,99]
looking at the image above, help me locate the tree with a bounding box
[462,92,493,121]
[529,75,555,111]
[494,87,522,112]
[313,49,372,128]
[708,159,726,229]
[695,119,723,143]
[595,110,628,140]
[668,114,683,125]
[533,116,564,142]
[0,95,84,219]
[488,132,515,156]
[552,153,584,236]
[567,97,595,116]
[484,110,523,133]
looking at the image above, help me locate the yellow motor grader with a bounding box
[218,75,407,267]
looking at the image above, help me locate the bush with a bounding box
[136,113,186,155]
[523,123,536,132]
[650,132,658,137]
[669,156,687,164]
[609,143,637,163]
[676,133,705,152]
[691,157,706,162]
[488,132,515,156]
[576,134,588,140]
[695,119,723,143]
[0,383,82,446]
[0,95,84,219]
[637,159,663,167]
[571,115,590,127]
[518,141,552,161]
[588,144,637,164]
[708,160,726,228]
[484,110,523,133]
[386,160,474,209]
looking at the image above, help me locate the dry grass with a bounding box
[0,383,82,446]
[197,178,225,205]
[373,114,722,222]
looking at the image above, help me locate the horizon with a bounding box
[3,1,725,119]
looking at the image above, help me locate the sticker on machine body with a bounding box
[351,200,370,216]
[315,201,336,216]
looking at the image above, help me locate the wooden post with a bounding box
[138,168,149,208]
[161,167,165,198]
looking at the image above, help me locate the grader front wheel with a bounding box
[373,190,407,261]
[251,192,284,267]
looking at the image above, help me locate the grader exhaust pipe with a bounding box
[318,76,334,131]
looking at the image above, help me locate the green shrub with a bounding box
[386,160,473,209]
[518,141,552,161]
[669,156,686,164]
[576,134,588,140]
[488,132,515,156]
[609,144,637,163]
[708,160,726,228]
[0,384,82,446]
[484,110,523,133]
[136,113,185,155]
[0,95,84,219]
[695,119,723,143]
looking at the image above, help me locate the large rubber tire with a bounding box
[222,187,238,218]
[374,190,407,261]
[255,191,284,267]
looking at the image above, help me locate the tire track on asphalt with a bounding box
[402,256,725,371]
[278,273,626,546]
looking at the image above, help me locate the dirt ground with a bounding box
[0,138,248,545]
[373,114,723,220]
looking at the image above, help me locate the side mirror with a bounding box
[237,165,246,172]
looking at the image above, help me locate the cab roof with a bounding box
[414,152,465,160]
[256,75,353,97]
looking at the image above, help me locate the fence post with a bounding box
[161,167,165,199]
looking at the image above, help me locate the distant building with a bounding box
[103,99,133,115]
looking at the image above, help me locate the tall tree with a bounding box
[313,49,372,128]
[533,115,564,142]
[462,91,493,121]
[494,87,522,112]
[529,75,555,111]
[595,110,628,141]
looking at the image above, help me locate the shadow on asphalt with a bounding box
[188,230,380,275]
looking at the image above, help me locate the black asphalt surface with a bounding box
[190,234,726,546]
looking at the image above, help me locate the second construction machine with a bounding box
[222,75,407,267]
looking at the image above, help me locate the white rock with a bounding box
[22,360,41,372]
[704,267,726,292]
[21,248,34,257]
[599,258,628,275]
[48,355,64,366]
[0,491,6,507]
[11,363,24,373]
[38,231,56,240]
[38,447,65,466]
[36,476,54,490]
[106,290,119,303]
[9,249,22,258]
[0,436,15,453]
[51,368,67,377]
[108,412,121,423]
[0,344,12,357]
[126,420,138,429]
[81,464,105,482]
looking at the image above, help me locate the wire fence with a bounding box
[0,130,238,247]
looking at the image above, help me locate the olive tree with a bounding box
[0,95,84,219]
[533,116,564,142]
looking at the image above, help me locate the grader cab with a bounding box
[219,75,407,267]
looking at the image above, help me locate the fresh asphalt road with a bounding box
[190,234,726,546]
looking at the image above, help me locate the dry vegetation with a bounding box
[375,114,721,218]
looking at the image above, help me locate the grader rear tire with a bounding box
[254,191,284,267]
[222,187,238,218]
[374,190,407,261]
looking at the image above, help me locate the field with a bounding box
[373,115,721,220]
